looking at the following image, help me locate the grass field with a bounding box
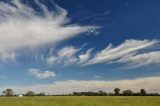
[0,96,160,106]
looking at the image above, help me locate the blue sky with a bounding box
[0,0,160,94]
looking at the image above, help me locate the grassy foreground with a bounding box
[0,96,160,106]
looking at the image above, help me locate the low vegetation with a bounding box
[0,96,160,106]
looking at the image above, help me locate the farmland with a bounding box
[0,96,160,106]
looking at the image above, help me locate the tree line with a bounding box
[1,88,159,97]
[71,88,159,96]
[1,89,46,97]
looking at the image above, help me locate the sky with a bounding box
[0,0,160,94]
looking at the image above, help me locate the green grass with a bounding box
[0,96,160,106]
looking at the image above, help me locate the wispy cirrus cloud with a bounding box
[86,39,160,68]
[46,39,160,68]
[117,51,160,68]
[78,48,93,64]
[28,68,56,79]
[0,0,95,62]
[47,46,93,66]
[47,46,79,66]
[0,52,17,63]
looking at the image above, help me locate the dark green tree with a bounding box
[26,91,35,96]
[98,90,103,96]
[114,88,120,96]
[123,90,133,96]
[98,90,107,96]
[2,88,14,96]
[140,89,146,96]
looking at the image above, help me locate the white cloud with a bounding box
[0,52,17,63]
[47,56,59,65]
[47,46,93,66]
[3,76,160,94]
[46,39,160,68]
[28,68,56,79]
[78,48,93,65]
[47,46,80,66]
[118,51,160,68]
[86,39,159,65]
[0,0,94,62]
[58,46,79,58]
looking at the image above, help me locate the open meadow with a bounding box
[0,96,160,106]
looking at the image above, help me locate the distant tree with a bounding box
[98,90,107,96]
[98,90,103,96]
[2,88,14,96]
[72,91,107,96]
[108,92,114,96]
[114,88,120,96]
[148,93,159,96]
[140,89,146,96]
[73,92,79,96]
[37,92,46,96]
[123,90,133,96]
[132,92,141,96]
[26,91,35,96]
[72,92,77,96]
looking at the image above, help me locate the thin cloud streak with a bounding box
[28,68,56,79]
[117,51,160,68]
[46,39,160,69]
[47,46,80,66]
[47,46,93,66]
[85,39,160,68]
